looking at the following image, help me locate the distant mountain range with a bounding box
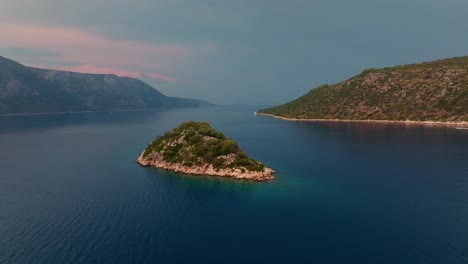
[0,56,210,115]
[258,56,468,122]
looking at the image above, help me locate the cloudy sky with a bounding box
[1,0,467,105]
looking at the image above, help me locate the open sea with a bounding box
[0,106,467,264]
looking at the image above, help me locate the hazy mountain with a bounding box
[0,56,209,114]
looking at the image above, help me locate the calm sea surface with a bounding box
[0,106,467,264]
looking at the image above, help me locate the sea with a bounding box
[0,106,467,264]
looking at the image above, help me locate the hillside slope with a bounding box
[0,56,207,114]
[258,56,468,122]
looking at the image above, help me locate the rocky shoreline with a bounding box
[136,152,275,182]
[255,112,468,127]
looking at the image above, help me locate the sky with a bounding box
[1,0,468,105]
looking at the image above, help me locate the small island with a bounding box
[137,121,274,181]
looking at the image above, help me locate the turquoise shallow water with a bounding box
[0,106,467,263]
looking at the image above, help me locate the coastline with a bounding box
[136,153,275,182]
[0,106,218,117]
[254,112,468,127]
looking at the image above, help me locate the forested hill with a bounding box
[258,56,468,122]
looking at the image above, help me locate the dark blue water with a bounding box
[1,106,467,264]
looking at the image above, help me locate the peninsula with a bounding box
[257,56,468,125]
[137,121,274,181]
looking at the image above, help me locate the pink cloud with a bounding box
[144,72,177,83]
[27,63,178,83]
[61,64,142,78]
[0,22,201,82]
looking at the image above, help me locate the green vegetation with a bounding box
[142,121,265,172]
[360,68,377,75]
[258,56,468,122]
